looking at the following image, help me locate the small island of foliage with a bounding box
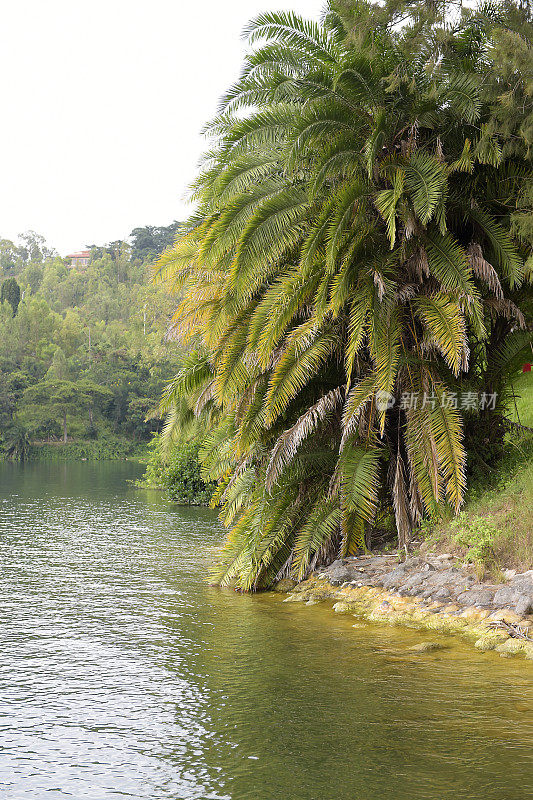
[150,0,533,589]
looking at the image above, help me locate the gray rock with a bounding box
[451,578,476,594]
[402,571,428,589]
[381,568,407,589]
[403,556,423,569]
[429,567,461,583]
[509,577,533,596]
[420,570,469,595]
[456,589,494,608]
[515,569,533,580]
[317,553,532,619]
[322,560,355,585]
[493,586,522,607]
[514,595,533,616]
[366,556,396,568]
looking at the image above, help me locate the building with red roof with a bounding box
[66,250,91,269]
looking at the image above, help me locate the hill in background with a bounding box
[0,225,183,459]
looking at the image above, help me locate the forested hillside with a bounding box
[0,224,183,459]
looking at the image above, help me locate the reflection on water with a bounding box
[0,461,531,800]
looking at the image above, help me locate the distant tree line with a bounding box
[0,222,184,459]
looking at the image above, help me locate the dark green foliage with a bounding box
[22,379,116,443]
[33,418,62,441]
[130,223,180,262]
[163,443,215,504]
[1,278,21,316]
[30,438,140,461]
[3,424,32,462]
[139,438,215,505]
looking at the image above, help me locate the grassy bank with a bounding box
[510,370,533,429]
[26,439,149,462]
[422,433,533,577]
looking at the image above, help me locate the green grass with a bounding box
[509,369,533,428]
[424,437,533,576]
[422,361,533,575]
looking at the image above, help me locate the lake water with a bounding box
[0,461,531,800]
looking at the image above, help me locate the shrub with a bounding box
[448,514,504,569]
[138,437,215,505]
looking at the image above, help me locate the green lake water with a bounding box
[0,461,532,800]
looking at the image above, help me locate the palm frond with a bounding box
[413,294,466,376]
[266,386,343,492]
[339,444,382,554]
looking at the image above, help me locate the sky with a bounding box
[0,0,324,256]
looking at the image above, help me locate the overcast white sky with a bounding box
[0,0,324,255]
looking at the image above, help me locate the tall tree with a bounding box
[23,380,110,443]
[130,223,180,262]
[159,0,532,589]
[1,277,21,316]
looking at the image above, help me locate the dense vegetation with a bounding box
[424,429,533,576]
[155,0,533,589]
[137,440,215,505]
[0,225,183,459]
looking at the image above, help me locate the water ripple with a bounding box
[0,462,531,800]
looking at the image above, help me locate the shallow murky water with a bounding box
[0,461,531,800]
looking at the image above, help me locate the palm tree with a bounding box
[158,0,532,589]
[4,424,32,462]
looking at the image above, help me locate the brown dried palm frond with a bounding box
[466,242,503,299]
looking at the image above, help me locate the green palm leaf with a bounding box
[339,444,382,554]
[413,294,466,376]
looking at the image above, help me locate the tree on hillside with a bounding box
[21,262,44,294]
[17,230,55,264]
[0,370,26,427]
[23,380,78,443]
[158,0,533,590]
[76,379,113,428]
[0,239,19,274]
[1,277,21,316]
[46,347,69,381]
[23,379,111,443]
[130,223,180,262]
[0,370,29,422]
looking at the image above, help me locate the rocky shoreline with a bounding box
[276,553,533,660]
